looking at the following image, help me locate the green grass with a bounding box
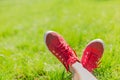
[0,0,120,80]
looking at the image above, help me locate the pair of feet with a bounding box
[44,31,104,73]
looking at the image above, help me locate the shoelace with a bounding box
[84,51,101,71]
[56,42,72,60]
[53,42,72,70]
[55,42,79,71]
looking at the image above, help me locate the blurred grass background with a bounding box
[0,0,120,80]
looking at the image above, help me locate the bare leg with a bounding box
[69,62,97,80]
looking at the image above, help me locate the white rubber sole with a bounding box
[44,31,54,44]
[86,39,105,49]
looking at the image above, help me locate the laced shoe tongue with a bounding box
[90,51,102,71]
[56,42,80,71]
[57,43,71,60]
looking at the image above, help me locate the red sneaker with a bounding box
[44,31,80,71]
[81,39,104,72]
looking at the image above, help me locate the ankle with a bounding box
[69,62,82,73]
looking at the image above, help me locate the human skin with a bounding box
[69,62,97,80]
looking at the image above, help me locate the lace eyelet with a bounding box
[59,56,61,58]
[56,53,59,56]
[52,50,55,53]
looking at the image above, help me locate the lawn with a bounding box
[0,0,120,80]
